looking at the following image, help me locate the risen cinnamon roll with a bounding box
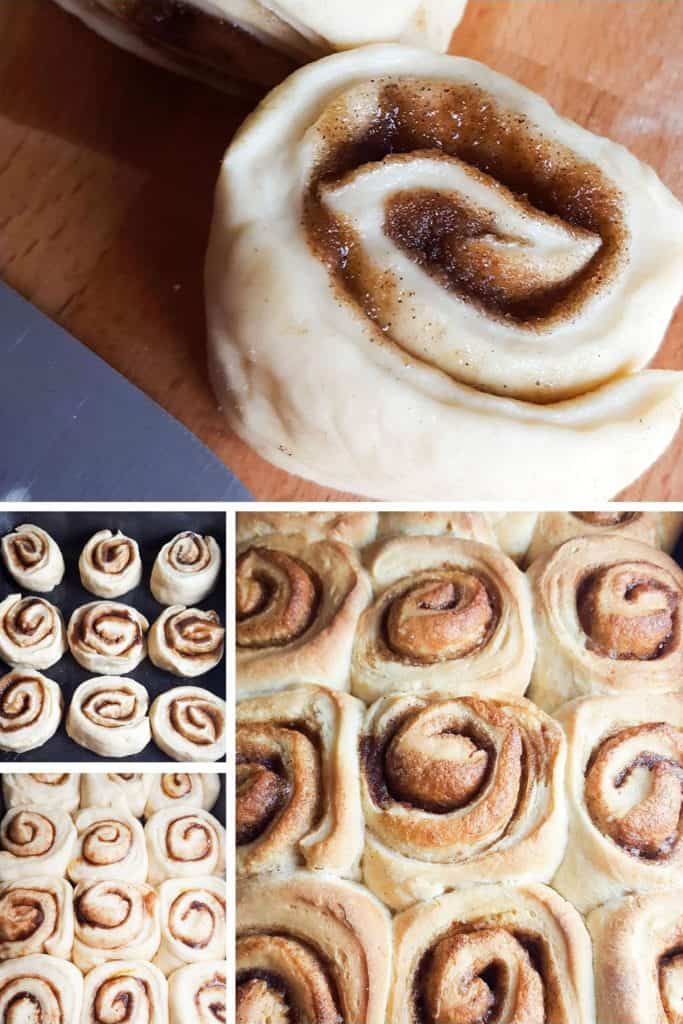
[79,529,142,598]
[0,955,83,1021]
[485,512,540,565]
[145,807,226,884]
[145,773,220,818]
[361,693,567,909]
[150,686,226,762]
[526,510,683,564]
[0,595,66,671]
[0,806,76,881]
[376,511,496,545]
[2,774,80,816]
[169,961,226,1024]
[156,877,226,975]
[81,960,168,1024]
[68,806,148,885]
[0,669,62,753]
[67,601,149,675]
[208,45,683,501]
[72,879,160,972]
[528,535,683,711]
[237,873,391,1024]
[0,877,73,959]
[67,677,151,757]
[151,532,221,606]
[1,525,64,593]
[351,536,534,703]
[237,511,378,547]
[148,605,225,677]
[391,883,595,1024]
[236,533,371,698]
[80,773,152,818]
[553,694,683,912]
[237,685,364,877]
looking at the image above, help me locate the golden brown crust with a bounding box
[237,511,378,547]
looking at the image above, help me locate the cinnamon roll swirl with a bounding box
[145,807,226,884]
[0,669,62,753]
[0,806,76,881]
[237,685,364,877]
[156,877,226,975]
[351,536,534,703]
[376,512,497,545]
[236,533,371,698]
[144,774,220,818]
[150,686,226,762]
[72,879,160,972]
[68,806,148,885]
[528,535,683,711]
[390,883,595,1024]
[237,873,391,1024]
[553,694,683,912]
[67,601,149,675]
[169,961,226,1024]
[361,693,567,909]
[237,511,378,547]
[67,677,151,757]
[0,955,83,1021]
[148,606,225,677]
[151,532,221,606]
[79,529,143,598]
[1,525,64,593]
[0,595,66,671]
[81,960,168,1024]
[526,510,683,564]
[0,877,73,959]
[2,774,80,816]
[80,773,152,818]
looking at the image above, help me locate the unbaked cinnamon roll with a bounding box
[0,954,83,1021]
[236,533,371,698]
[79,529,143,598]
[361,693,567,909]
[237,685,364,877]
[148,605,225,677]
[0,806,76,881]
[528,535,683,711]
[391,883,595,1024]
[72,879,160,972]
[237,511,378,547]
[376,511,496,545]
[587,891,683,1024]
[156,877,226,975]
[67,601,149,675]
[150,686,226,762]
[151,532,221,606]
[0,669,62,753]
[81,960,168,1024]
[67,676,151,757]
[80,773,152,818]
[145,807,226,884]
[0,877,73,959]
[2,774,80,816]
[68,806,148,885]
[169,960,226,1024]
[208,45,683,501]
[144,773,220,818]
[553,694,683,912]
[1,525,64,593]
[0,595,66,671]
[351,536,534,703]
[526,510,683,564]
[237,872,391,1024]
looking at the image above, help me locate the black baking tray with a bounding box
[0,511,226,763]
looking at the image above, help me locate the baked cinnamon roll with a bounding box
[485,512,540,565]
[391,883,595,1024]
[236,533,371,698]
[0,669,62,753]
[144,773,220,818]
[0,595,66,671]
[207,45,683,501]
[1,525,64,593]
[2,774,79,816]
[145,807,226,884]
[0,807,76,881]
[351,536,534,703]
[150,686,226,762]
[79,529,143,598]
[361,693,567,909]
[376,511,496,545]
[67,677,151,757]
[80,773,152,818]
[67,601,149,675]
[169,960,226,1024]
[553,694,683,912]
[237,873,391,1024]
[0,955,83,1021]
[81,960,168,1024]
[237,511,378,547]
[528,535,683,711]
[68,806,148,885]
[151,532,221,606]
[0,877,73,959]
[526,510,683,564]
[72,879,160,972]
[148,605,225,677]
[237,685,364,877]
[156,877,226,975]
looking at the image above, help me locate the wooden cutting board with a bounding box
[1,0,682,501]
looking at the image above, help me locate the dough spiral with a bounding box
[68,806,148,885]
[390,883,595,1023]
[0,669,62,753]
[67,601,149,675]
[351,536,534,703]
[236,873,391,1024]
[79,529,143,598]
[150,686,226,762]
[236,533,371,698]
[1,524,64,593]
[67,677,151,757]
[145,807,226,884]
[528,535,683,711]
[156,877,226,976]
[72,879,160,972]
[526,510,683,564]
[0,877,73,959]
[0,806,75,881]
[144,774,220,818]
[0,954,83,1021]
[151,532,221,606]
[169,961,226,1024]
[148,605,225,677]
[0,595,66,671]
[207,44,683,501]
[2,774,79,816]
[361,693,567,908]
[237,511,378,547]
[80,774,152,818]
[81,960,168,1024]
[237,685,364,877]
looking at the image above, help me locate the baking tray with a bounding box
[0,511,226,763]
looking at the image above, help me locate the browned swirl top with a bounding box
[577,562,679,660]
[165,608,225,660]
[237,937,341,1024]
[2,810,55,858]
[0,674,48,731]
[1,598,57,649]
[572,512,640,527]
[236,547,319,649]
[4,528,48,571]
[90,534,137,575]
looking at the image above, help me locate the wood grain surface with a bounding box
[1,0,682,501]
